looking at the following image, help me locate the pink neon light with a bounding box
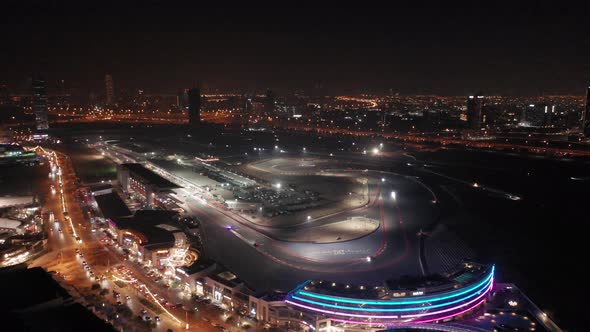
[331,298,486,326]
[402,279,492,318]
[285,280,492,320]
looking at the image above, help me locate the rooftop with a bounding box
[119,163,179,189]
[0,265,116,332]
[181,257,217,275]
[301,262,492,300]
[94,192,132,219]
[110,210,179,246]
[0,265,70,311]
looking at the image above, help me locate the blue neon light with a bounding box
[294,265,494,306]
[289,275,492,312]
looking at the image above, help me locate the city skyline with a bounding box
[1,1,589,95]
[0,2,587,332]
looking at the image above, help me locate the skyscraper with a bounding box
[264,89,275,115]
[32,74,49,130]
[520,104,544,127]
[466,94,484,130]
[243,97,253,113]
[105,74,115,106]
[0,84,8,105]
[542,105,555,128]
[187,88,201,125]
[583,85,590,137]
[177,88,189,110]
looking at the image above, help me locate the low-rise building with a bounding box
[117,163,179,208]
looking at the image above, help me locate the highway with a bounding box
[30,147,233,332]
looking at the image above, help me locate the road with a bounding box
[30,147,237,332]
[102,143,441,290]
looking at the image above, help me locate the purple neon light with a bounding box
[330,298,487,326]
[402,279,492,318]
[284,279,492,320]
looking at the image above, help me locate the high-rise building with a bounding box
[264,89,275,115]
[32,75,49,130]
[542,105,555,127]
[583,85,590,137]
[187,88,201,125]
[105,74,115,106]
[0,84,8,105]
[55,79,69,106]
[466,94,484,129]
[520,104,544,127]
[177,88,189,110]
[243,97,253,113]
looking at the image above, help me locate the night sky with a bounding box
[2,1,589,95]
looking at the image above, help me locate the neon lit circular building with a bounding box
[285,263,493,329]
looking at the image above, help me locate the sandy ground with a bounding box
[280,216,380,243]
[238,158,370,223]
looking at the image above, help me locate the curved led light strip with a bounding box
[295,265,494,306]
[289,275,491,313]
[284,280,492,319]
[330,298,487,326]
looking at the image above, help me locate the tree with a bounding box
[116,304,133,318]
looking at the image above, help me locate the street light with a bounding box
[391,191,396,201]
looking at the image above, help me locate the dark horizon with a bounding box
[1,1,589,96]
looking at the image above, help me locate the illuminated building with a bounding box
[264,89,275,115]
[286,263,493,327]
[583,85,590,137]
[177,88,189,110]
[0,84,8,105]
[519,104,544,127]
[466,95,483,129]
[542,105,556,127]
[188,87,201,125]
[117,163,179,208]
[108,211,186,267]
[32,74,49,130]
[105,74,115,105]
[0,143,38,165]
